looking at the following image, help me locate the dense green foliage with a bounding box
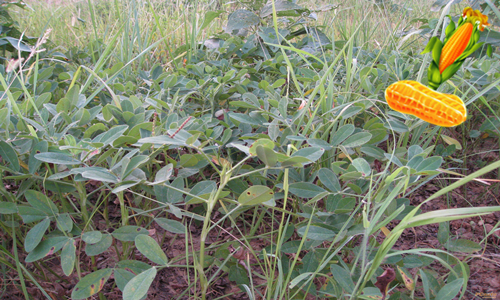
[1,0,500,299]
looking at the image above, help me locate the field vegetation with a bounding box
[1,0,500,299]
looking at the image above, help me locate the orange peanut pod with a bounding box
[385,80,467,127]
[439,22,473,73]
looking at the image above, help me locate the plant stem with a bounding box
[116,191,129,226]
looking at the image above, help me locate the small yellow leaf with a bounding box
[380,226,391,237]
[441,135,462,150]
[397,266,415,291]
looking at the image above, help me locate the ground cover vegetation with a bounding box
[1,0,500,299]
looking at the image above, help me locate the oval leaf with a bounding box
[85,234,113,256]
[291,147,324,163]
[112,226,149,242]
[444,239,482,253]
[82,231,103,244]
[288,182,327,199]
[256,145,277,167]
[25,218,50,252]
[226,9,259,33]
[238,185,274,206]
[342,132,372,148]
[61,239,76,276]
[318,168,341,192]
[154,218,186,234]
[34,152,81,165]
[123,267,157,300]
[71,268,113,300]
[135,235,169,265]
[0,141,20,171]
[435,278,463,300]
[297,225,336,241]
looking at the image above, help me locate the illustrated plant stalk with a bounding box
[385,7,491,127]
[422,7,491,90]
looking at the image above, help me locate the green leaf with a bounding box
[444,17,456,39]
[342,132,372,148]
[82,231,103,244]
[135,235,169,265]
[249,138,275,156]
[25,217,50,252]
[228,264,249,285]
[0,202,17,214]
[440,60,463,83]
[115,269,136,292]
[444,239,482,253]
[361,145,385,159]
[291,147,324,163]
[438,221,450,245]
[326,195,355,213]
[61,239,76,276]
[167,177,185,204]
[17,206,48,223]
[112,226,149,242]
[225,9,259,34]
[25,236,68,263]
[28,141,49,174]
[56,213,73,232]
[228,112,263,126]
[200,10,224,31]
[428,62,442,89]
[256,145,277,167]
[185,180,216,204]
[307,138,332,150]
[98,125,129,146]
[0,141,20,171]
[154,218,186,234]
[238,185,274,206]
[431,39,443,66]
[386,119,409,133]
[84,123,108,139]
[457,42,484,61]
[352,158,371,176]
[34,152,81,165]
[117,260,152,275]
[297,225,336,240]
[25,190,59,215]
[85,234,113,256]
[122,155,149,179]
[416,156,442,172]
[330,264,355,293]
[154,164,173,184]
[82,170,119,183]
[289,182,327,198]
[421,36,438,54]
[123,267,157,300]
[435,278,463,300]
[318,168,341,192]
[230,100,257,109]
[330,124,354,146]
[71,268,113,300]
[260,1,307,18]
[280,156,312,167]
